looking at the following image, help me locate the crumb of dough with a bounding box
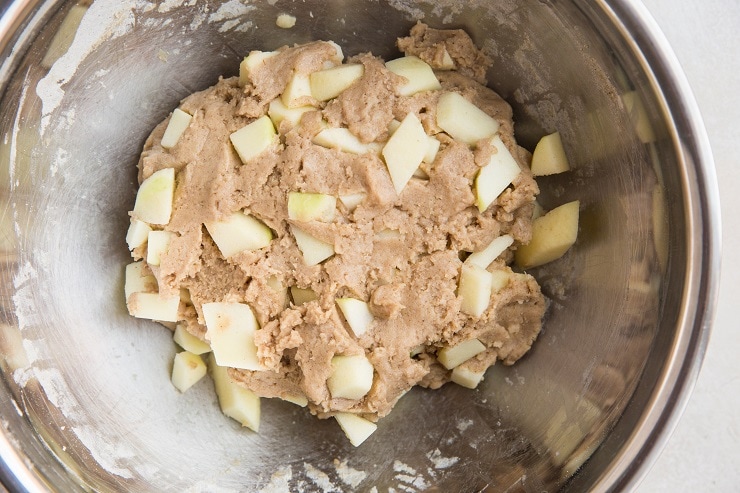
[129,24,545,423]
[276,13,296,29]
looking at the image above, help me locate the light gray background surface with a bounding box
[637,1,740,491]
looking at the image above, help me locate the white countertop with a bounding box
[636,1,740,491]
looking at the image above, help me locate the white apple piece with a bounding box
[290,286,318,305]
[282,71,314,108]
[437,338,486,370]
[210,358,261,432]
[205,211,273,258]
[622,90,656,144]
[339,193,365,212]
[532,200,545,220]
[287,192,337,222]
[334,412,377,447]
[160,108,193,149]
[457,263,493,318]
[327,354,375,400]
[239,50,278,86]
[381,113,428,194]
[310,64,364,101]
[410,345,424,357]
[127,292,180,322]
[275,13,296,29]
[313,127,378,155]
[531,131,570,176]
[126,219,151,250]
[336,297,374,336]
[146,230,175,267]
[229,115,278,164]
[133,167,175,226]
[385,56,442,96]
[124,261,157,301]
[490,270,511,293]
[515,200,580,269]
[438,47,455,70]
[436,92,499,146]
[474,135,521,212]
[171,351,207,392]
[268,98,313,128]
[283,393,308,407]
[266,276,289,309]
[202,302,263,371]
[464,234,514,269]
[290,225,335,266]
[451,365,486,389]
[173,323,211,355]
[423,136,440,164]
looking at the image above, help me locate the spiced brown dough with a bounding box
[131,24,546,422]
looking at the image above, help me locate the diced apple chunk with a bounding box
[334,412,377,447]
[490,270,511,293]
[424,136,440,164]
[266,276,289,309]
[451,365,486,389]
[310,64,364,101]
[515,200,579,269]
[146,230,175,266]
[133,167,175,226]
[124,261,157,300]
[290,286,318,305]
[290,225,335,266]
[283,393,309,407]
[126,219,151,250]
[339,193,365,211]
[202,302,263,371]
[385,56,442,96]
[239,50,278,86]
[336,298,374,336]
[327,354,374,400]
[458,263,493,318]
[382,112,428,194]
[531,132,570,176]
[173,323,211,355]
[161,108,192,149]
[313,127,377,155]
[474,135,521,212]
[210,358,261,432]
[437,338,486,370]
[436,92,499,145]
[229,115,278,164]
[464,234,514,269]
[268,98,313,128]
[439,48,455,70]
[127,292,180,322]
[282,72,314,108]
[205,211,273,258]
[288,192,336,222]
[171,351,207,392]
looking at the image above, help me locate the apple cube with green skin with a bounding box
[239,50,278,86]
[313,127,379,155]
[126,219,151,250]
[458,263,493,318]
[287,192,337,222]
[268,98,314,128]
[382,113,429,194]
[310,63,364,101]
[290,225,335,266]
[160,108,192,149]
[464,234,514,269]
[124,261,157,301]
[336,297,374,336]
[531,132,571,176]
[290,286,318,305]
[474,135,522,212]
[133,167,175,226]
[334,412,377,447]
[127,292,180,323]
[515,200,580,269]
[282,72,315,109]
[205,211,273,258]
[451,365,486,389]
[327,354,374,400]
[229,115,277,164]
[171,351,207,392]
[146,230,175,267]
[436,92,499,146]
[173,323,211,355]
[210,358,261,432]
[437,338,486,370]
[202,302,263,371]
[385,56,442,96]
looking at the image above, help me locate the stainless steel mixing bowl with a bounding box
[0,0,720,491]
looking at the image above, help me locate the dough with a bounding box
[129,24,545,422]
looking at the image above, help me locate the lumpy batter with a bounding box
[127,23,545,425]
